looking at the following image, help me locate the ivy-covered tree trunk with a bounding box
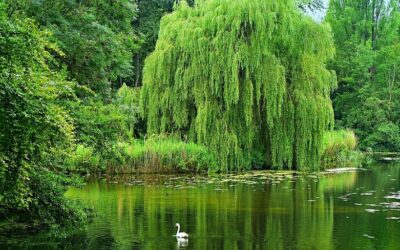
[141,0,336,171]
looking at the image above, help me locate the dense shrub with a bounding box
[68,145,100,174]
[69,84,143,172]
[0,8,88,229]
[321,130,364,169]
[23,169,90,229]
[363,122,400,152]
[116,84,143,138]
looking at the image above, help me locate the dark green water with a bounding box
[2,163,400,249]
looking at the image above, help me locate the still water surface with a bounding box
[3,163,400,249]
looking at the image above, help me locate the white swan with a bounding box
[175,223,189,238]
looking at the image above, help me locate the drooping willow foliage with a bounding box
[141,0,336,171]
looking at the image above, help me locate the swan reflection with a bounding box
[176,237,189,249]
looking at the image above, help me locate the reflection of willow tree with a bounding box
[64,167,400,249]
[67,176,348,249]
[67,181,146,247]
[265,180,335,249]
[322,172,357,192]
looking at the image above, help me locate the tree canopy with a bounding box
[141,0,336,171]
[327,0,400,151]
[5,0,138,97]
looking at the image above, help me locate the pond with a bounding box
[2,163,400,249]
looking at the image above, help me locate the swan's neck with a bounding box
[176,224,180,235]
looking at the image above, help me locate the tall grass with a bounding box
[68,145,100,173]
[108,135,217,173]
[321,130,364,169]
[72,132,363,173]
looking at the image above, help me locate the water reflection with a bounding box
[1,164,400,249]
[176,238,189,249]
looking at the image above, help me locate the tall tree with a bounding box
[141,0,336,171]
[327,0,400,151]
[131,0,317,88]
[132,0,196,87]
[132,0,171,87]
[5,0,138,97]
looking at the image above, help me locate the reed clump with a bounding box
[321,130,364,169]
[108,135,217,173]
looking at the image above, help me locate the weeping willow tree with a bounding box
[141,0,336,171]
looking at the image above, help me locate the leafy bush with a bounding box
[68,145,100,173]
[0,9,89,229]
[69,84,143,172]
[24,168,90,229]
[70,100,127,149]
[321,130,364,169]
[363,122,400,152]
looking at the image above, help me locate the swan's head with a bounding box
[175,223,179,227]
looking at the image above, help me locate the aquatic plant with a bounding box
[141,0,336,171]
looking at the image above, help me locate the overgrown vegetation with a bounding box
[69,136,216,174]
[321,130,364,169]
[1,0,390,233]
[0,0,143,231]
[0,4,89,229]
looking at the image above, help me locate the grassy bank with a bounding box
[69,135,217,174]
[321,130,364,169]
[70,131,366,173]
[115,136,217,173]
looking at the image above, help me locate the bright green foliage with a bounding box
[132,0,326,87]
[116,84,141,138]
[327,0,400,152]
[69,100,128,170]
[68,84,142,171]
[5,0,138,96]
[141,0,336,171]
[0,5,88,227]
[68,145,100,174]
[117,135,216,173]
[71,101,126,149]
[321,130,364,169]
